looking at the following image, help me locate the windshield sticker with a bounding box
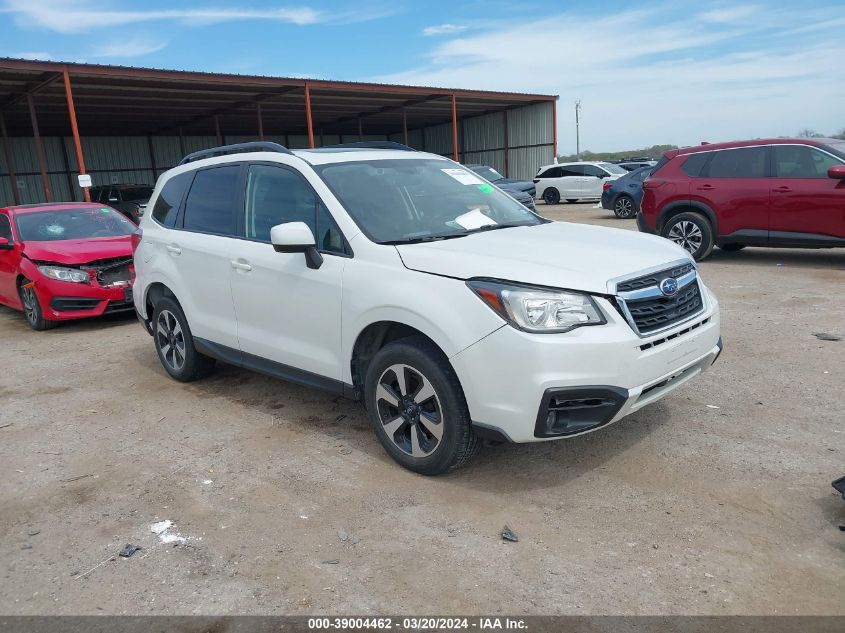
[454,208,498,230]
[442,168,484,186]
[478,183,493,194]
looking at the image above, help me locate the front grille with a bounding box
[627,281,703,334]
[84,257,133,286]
[616,263,694,293]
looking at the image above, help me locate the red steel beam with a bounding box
[63,68,90,202]
[0,112,21,205]
[304,81,315,149]
[26,93,53,202]
[451,94,459,162]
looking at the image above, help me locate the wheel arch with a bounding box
[658,200,718,234]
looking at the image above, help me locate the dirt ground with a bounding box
[1,202,843,616]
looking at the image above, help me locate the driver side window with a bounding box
[0,214,12,242]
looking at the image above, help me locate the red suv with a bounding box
[638,138,845,260]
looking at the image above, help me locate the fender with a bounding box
[658,200,718,234]
[138,270,180,320]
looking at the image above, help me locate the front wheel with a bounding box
[613,195,637,219]
[152,297,216,382]
[364,337,478,475]
[543,188,560,205]
[661,212,715,261]
[18,279,57,331]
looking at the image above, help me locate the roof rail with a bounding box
[178,141,293,165]
[319,141,417,152]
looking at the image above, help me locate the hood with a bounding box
[495,178,535,193]
[396,222,690,294]
[22,236,133,265]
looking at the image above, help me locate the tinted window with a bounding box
[538,166,561,178]
[706,147,767,178]
[599,162,627,175]
[582,165,606,178]
[152,172,193,227]
[15,207,135,241]
[0,214,12,241]
[773,145,842,178]
[183,166,240,235]
[120,186,153,201]
[680,152,710,177]
[560,165,585,177]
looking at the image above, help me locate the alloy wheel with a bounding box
[615,197,634,218]
[375,363,444,458]
[156,309,186,372]
[667,220,703,253]
[20,286,37,325]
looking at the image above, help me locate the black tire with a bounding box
[565,198,578,204]
[660,211,715,261]
[18,279,57,331]
[719,243,746,252]
[543,188,560,205]
[152,296,215,382]
[613,195,637,219]
[364,336,479,475]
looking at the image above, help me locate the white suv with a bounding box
[534,161,627,204]
[132,141,722,475]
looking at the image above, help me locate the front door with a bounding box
[769,144,845,239]
[0,213,20,306]
[229,163,346,380]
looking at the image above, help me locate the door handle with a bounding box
[230,260,252,272]
[772,186,792,193]
[696,184,715,190]
[166,244,181,256]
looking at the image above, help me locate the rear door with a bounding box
[769,144,845,239]
[558,164,585,198]
[581,164,608,198]
[694,146,771,238]
[170,164,243,349]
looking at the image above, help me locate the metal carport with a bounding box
[0,58,557,205]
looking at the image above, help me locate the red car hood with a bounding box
[22,236,133,265]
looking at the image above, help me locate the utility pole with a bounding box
[574,100,581,160]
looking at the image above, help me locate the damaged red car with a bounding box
[0,203,136,330]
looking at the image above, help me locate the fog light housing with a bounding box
[534,386,628,438]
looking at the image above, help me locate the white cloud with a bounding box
[375,4,845,153]
[0,0,354,34]
[422,23,467,37]
[91,37,166,58]
[11,51,51,60]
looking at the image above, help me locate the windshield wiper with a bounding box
[379,233,469,245]
[462,223,526,235]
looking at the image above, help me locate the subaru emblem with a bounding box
[659,277,678,296]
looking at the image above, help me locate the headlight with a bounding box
[37,265,89,284]
[467,279,605,333]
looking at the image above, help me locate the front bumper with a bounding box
[31,277,134,321]
[453,287,721,443]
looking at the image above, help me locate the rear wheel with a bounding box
[152,297,215,382]
[365,336,478,475]
[719,243,746,252]
[18,279,57,331]
[543,188,560,205]
[613,195,637,219]
[661,212,715,261]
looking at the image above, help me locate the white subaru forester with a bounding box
[132,141,721,475]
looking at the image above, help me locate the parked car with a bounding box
[638,138,845,260]
[617,160,657,171]
[466,164,536,210]
[601,165,653,219]
[0,203,136,330]
[133,141,721,475]
[533,161,627,204]
[91,184,153,222]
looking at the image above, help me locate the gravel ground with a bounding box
[0,202,843,615]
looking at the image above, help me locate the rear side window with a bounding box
[152,172,192,227]
[560,165,585,177]
[183,166,241,236]
[537,166,561,178]
[773,145,842,178]
[679,152,710,177]
[706,147,768,178]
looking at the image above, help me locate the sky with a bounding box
[2,0,844,154]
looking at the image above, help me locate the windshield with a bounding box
[315,159,544,243]
[600,162,628,175]
[470,166,504,182]
[16,207,136,242]
[120,186,153,200]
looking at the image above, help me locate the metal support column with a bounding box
[0,113,21,205]
[304,82,315,149]
[63,68,90,202]
[26,93,52,202]
[451,94,459,162]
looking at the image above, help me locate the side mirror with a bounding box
[270,221,323,269]
[0,237,12,250]
[828,165,845,180]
